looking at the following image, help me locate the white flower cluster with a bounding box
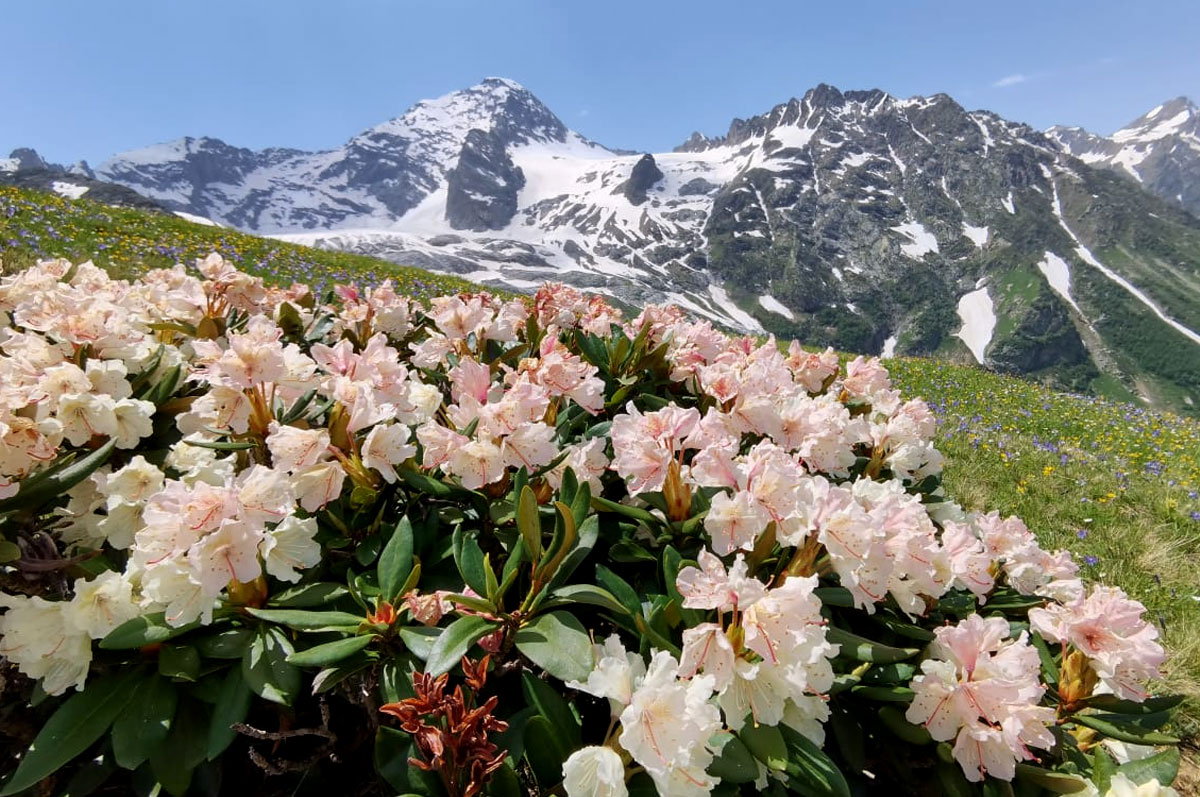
[0,257,1174,795]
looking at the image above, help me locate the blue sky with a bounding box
[4,1,1198,165]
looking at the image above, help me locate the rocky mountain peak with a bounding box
[4,148,49,172]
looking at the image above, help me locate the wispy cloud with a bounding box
[992,73,1029,89]
[578,109,590,117]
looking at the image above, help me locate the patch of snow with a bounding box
[963,224,989,248]
[51,181,89,199]
[1036,251,1080,313]
[954,287,996,364]
[1050,183,1200,346]
[707,284,765,333]
[174,211,221,227]
[841,152,873,168]
[881,335,898,359]
[0,158,17,174]
[758,294,795,321]
[1001,192,1016,214]
[892,221,939,258]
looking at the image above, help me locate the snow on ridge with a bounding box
[1036,251,1080,313]
[758,294,795,320]
[1050,183,1200,346]
[51,181,89,200]
[708,284,765,333]
[954,286,996,364]
[881,336,898,359]
[174,211,221,227]
[963,224,989,248]
[892,221,939,258]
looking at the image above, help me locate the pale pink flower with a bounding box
[362,423,417,484]
[704,489,771,555]
[678,623,737,690]
[675,550,767,613]
[618,651,720,797]
[907,615,1055,782]
[267,422,332,473]
[1029,586,1165,700]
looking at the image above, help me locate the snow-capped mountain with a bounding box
[1049,97,1200,217]
[0,147,164,210]
[86,79,1200,414]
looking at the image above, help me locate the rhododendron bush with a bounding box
[0,255,1184,797]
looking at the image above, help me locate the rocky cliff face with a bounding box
[78,80,1200,414]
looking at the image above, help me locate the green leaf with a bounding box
[158,644,201,682]
[286,634,376,668]
[826,626,919,663]
[0,438,117,516]
[740,724,789,771]
[1013,764,1091,794]
[1072,713,1179,745]
[100,612,200,649]
[206,666,252,760]
[378,515,415,602]
[374,727,443,796]
[452,528,490,596]
[878,706,932,745]
[1030,631,1060,687]
[517,485,543,565]
[149,697,207,796]
[595,563,643,617]
[1081,694,1184,715]
[829,706,866,771]
[540,583,631,616]
[859,662,917,685]
[548,515,600,589]
[143,363,184,405]
[0,540,21,563]
[0,669,140,796]
[266,581,349,608]
[241,626,300,706]
[244,607,364,630]
[1092,746,1118,793]
[425,615,498,677]
[488,762,522,797]
[813,587,856,608]
[1116,747,1181,788]
[591,494,661,526]
[520,671,582,750]
[522,715,569,788]
[708,731,760,783]
[398,626,443,662]
[111,674,177,770]
[848,685,915,703]
[182,437,256,451]
[533,501,577,581]
[514,610,593,683]
[778,723,851,797]
[195,627,255,659]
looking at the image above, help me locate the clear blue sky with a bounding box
[4,1,1198,166]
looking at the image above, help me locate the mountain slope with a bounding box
[1049,97,1200,218]
[88,80,1200,415]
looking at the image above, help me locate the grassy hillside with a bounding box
[0,185,486,299]
[889,357,1200,733]
[3,184,1199,731]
